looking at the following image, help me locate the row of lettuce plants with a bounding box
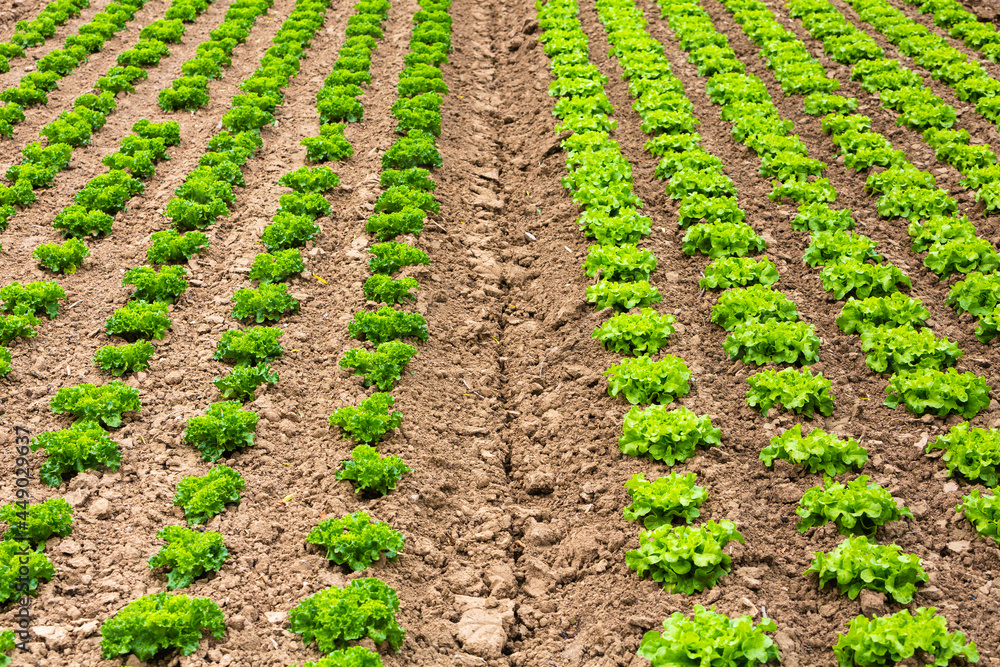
[895,0,1000,63]
[682,0,997,422]
[0,0,393,662]
[0,0,151,134]
[784,0,1000,313]
[0,0,217,238]
[744,0,1000,629]
[0,0,92,73]
[653,0,982,660]
[158,0,276,111]
[244,0,420,663]
[537,0,779,659]
[704,0,991,418]
[93,0,383,659]
[718,0,1000,561]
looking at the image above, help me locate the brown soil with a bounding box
[0,0,998,663]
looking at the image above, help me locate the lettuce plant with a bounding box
[623,472,708,529]
[0,312,38,345]
[306,511,403,570]
[724,319,820,365]
[682,221,766,259]
[34,238,90,274]
[803,92,857,115]
[820,258,911,300]
[833,608,978,667]
[302,123,354,162]
[797,476,913,535]
[676,194,744,228]
[297,647,383,667]
[338,445,410,496]
[745,367,835,417]
[173,465,245,525]
[860,324,961,373]
[947,271,1000,317]
[214,363,278,401]
[761,424,867,475]
[699,256,778,290]
[50,381,140,428]
[123,265,188,303]
[0,541,54,604]
[583,244,656,282]
[710,284,798,331]
[262,212,320,251]
[586,280,662,311]
[638,606,779,667]
[248,249,304,284]
[148,526,228,590]
[348,307,428,345]
[927,421,1000,486]
[365,207,426,241]
[184,401,258,462]
[363,274,419,305]
[579,208,652,245]
[592,308,675,355]
[31,421,122,486]
[0,497,72,543]
[381,168,436,192]
[368,242,429,275]
[52,205,113,238]
[215,326,283,366]
[374,186,439,215]
[884,367,991,418]
[381,130,441,169]
[105,300,171,340]
[804,230,880,267]
[957,489,1000,546]
[626,520,744,593]
[0,629,14,667]
[99,593,226,662]
[836,293,930,334]
[924,237,1000,277]
[0,348,10,378]
[288,579,405,654]
[340,341,417,390]
[93,340,155,376]
[147,229,210,264]
[278,191,331,219]
[806,536,927,603]
[231,283,299,322]
[791,203,856,232]
[619,405,720,464]
[604,354,691,404]
[329,392,401,444]
[908,215,976,254]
